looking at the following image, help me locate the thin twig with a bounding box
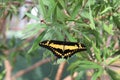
[12,58,52,80]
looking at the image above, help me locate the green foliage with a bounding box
[22,0,120,80]
[0,70,5,80]
[106,68,120,80]
[0,0,119,79]
[0,0,24,18]
[28,30,47,53]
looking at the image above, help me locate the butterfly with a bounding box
[39,40,86,59]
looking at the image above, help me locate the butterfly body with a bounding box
[39,40,86,58]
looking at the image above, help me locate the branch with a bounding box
[12,58,52,80]
[63,72,78,80]
[4,60,13,80]
[55,61,67,80]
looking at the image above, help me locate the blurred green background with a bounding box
[0,0,120,80]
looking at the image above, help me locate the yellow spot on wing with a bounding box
[79,44,82,48]
[45,41,50,45]
[52,49,63,56]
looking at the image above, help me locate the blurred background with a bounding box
[0,0,120,80]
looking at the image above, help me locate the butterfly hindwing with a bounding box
[39,40,86,58]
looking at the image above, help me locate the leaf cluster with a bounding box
[24,0,120,80]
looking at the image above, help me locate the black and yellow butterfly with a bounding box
[39,40,86,59]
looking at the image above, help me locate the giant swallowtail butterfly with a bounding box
[39,40,86,59]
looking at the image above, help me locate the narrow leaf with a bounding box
[27,30,47,54]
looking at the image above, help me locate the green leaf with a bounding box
[78,61,102,70]
[45,0,56,19]
[107,55,120,65]
[103,24,114,35]
[113,15,120,30]
[38,0,46,18]
[22,23,47,39]
[86,0,96,6]
[42,28,56,40]
[82,34,92,44]
[25,13,39,20]
[53,4,58,22]
[10,5,17,14]
[100,7,112,14]
[27,30,47,54]
[68,60,102,71]
[68,60,81,71]
[71,1,81,19]
[64,31,77,42]
[57,0,65,8]
[81,11,89,19]
[89,4,95,29]
[0,70,5,80]
[92,43,102,62]
[106,68,120,80]
[75,71,86,80]
[91,68,103,80]
[54,29,64,40]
